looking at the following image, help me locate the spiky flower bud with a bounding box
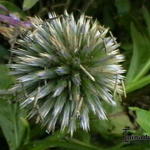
[9,11,125,135]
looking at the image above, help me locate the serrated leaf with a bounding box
[23,0,39,10]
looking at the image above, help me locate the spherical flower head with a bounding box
[10,11,125,135]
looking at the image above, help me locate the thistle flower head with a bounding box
[9,11,125,135]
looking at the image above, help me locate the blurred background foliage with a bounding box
[0,0,150,150]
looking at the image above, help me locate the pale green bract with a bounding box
[9,11,125,135]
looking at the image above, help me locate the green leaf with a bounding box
[0,1,25,18]
[24,133,101,150]
[142,7,150,36]
[126,74,150,93]
[126,23,150,91]
[0,99,30,150]
[0,65,14,89]
[130,107,150,135]
[23,0,39,10]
